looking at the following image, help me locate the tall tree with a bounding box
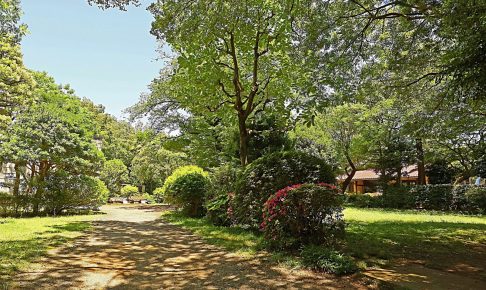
[0,40,35,131]
[0,72,103,214]
[147,0,305,165]
[0,0,27,42]
[294,103,370,193]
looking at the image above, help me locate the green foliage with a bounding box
[345,193,382,208]
[350,185,484,214]
[205,164,239,226]
[153,187,164,203]
[100,159,128,196]
[381,186,414,209]
[0,39,35,131]
[301,245,358,275]
[475,146,486,178]
[0,0,27,42]
[0,74,104,215]
[138,0,311,165]
[131,134,187,193]
[87,0,139,10]
[464,186,486,214]
[410,185,453,211]
[43,174,108,214]
[426,160,455,184]
[294,104,370,183]
[162,166,210,217]
[0,192,13,217]
[120,185,138,198]
[245,114,293,163]
[261,184,344,250]
[233,151,335,227]
[141,192,155,204]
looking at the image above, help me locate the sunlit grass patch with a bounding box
[344,207,486,273]
[0,215,94,281]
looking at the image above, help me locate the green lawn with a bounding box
[0,215,94,281]
[162,208,486,277]
[344,208,486,276]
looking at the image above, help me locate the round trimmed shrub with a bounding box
[162,165,209,217]
[261,183,344,250]
[233,151,335,227]
[121,185,138,198]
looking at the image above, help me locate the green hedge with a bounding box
[347,184,486,214]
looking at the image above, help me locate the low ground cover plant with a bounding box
[301,245,358,275]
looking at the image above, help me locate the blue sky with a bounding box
[20,0,161,118]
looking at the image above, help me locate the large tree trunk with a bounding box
[415,138,426,185]
[238,115,249,166]
[13,162,21,215]
[396,166,402,185]
[341,153,357,194]
[33,160,49,215]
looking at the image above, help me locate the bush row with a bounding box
[0,175,108,217]
[346,184,486,213]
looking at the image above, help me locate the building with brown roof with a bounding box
[338,165,423,193]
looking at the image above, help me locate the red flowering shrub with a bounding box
[233,151,335,228]
[261,183,345,250]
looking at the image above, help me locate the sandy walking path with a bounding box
[12,205,364,289]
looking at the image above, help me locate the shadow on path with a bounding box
[12,205,361,289]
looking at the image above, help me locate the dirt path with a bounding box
[11,205,365,289]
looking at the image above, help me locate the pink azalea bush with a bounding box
[261,183,345,250]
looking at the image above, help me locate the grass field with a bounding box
[0,215,94,281]
[344,208,486,279]
[162,207,486,279]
